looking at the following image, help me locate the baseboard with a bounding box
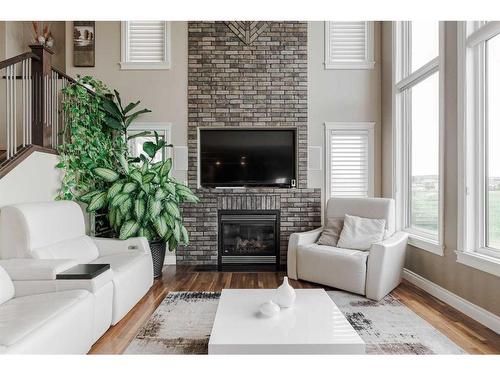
[164,254,176,265]
[402,268,500,334]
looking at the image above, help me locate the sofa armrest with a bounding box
[0,258,77,281]
[365,232,408,300]
[92,236,151,257]
[287,227,323,280]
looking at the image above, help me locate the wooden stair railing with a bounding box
[0,45,78,178]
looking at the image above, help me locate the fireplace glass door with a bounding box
[219,211,279,265]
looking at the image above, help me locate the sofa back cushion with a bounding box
[32,236,99,264]
[0,201,88,260]
[0,265,14,304]
[325,197,395,235]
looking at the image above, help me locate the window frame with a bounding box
[120,21,171,70]
[324,121,375,201]
[457,21,500,276]
[324,21,375,70]
[393,21,445,256]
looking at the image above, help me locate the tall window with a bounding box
[325,122,375,199]
[458,22,500,274]
[120,21,171,70]
[394,22,443,254]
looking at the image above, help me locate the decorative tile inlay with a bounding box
[224,21,269,45]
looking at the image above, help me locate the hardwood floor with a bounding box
[89,266,500,354]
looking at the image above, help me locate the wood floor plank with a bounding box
[88,266,500,355]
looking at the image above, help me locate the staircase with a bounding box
[0,45,77,176]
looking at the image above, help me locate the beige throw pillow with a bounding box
[317,218,344,247]
[337,214,386,251]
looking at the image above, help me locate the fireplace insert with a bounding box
[218,210,280,266]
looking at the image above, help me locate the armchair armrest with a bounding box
[366,231,408,300]
[0,258,77,281]
[92,236,151,257]
[287,227,323,280]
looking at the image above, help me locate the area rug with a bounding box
[124,291,465,355]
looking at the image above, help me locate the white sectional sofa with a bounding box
[0,265,94,354]
[0,200,154,353]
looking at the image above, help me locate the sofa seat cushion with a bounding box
[296,243,368,295]
[91,251,153,324]
[0,289,91,347]
[32,235,99,264]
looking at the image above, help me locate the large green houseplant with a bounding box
[82,133,199,277]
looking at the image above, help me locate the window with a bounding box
[324,21,375,69]
[120,21,171,70]
[325,122,375,199]
[457,21,500,276]
[126,123,172,163]
[394,22,444,255]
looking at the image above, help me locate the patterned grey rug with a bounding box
[124,290,465,355]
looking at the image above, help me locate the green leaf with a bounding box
[103,115,123,131]
[129,170,142,184]
[115,209,123,229]
[120,197,133,216]
[127,130,151,140]
[101,99,122,120]
[109,207,117,228]
[173,220,181,242]
[118,154,129,174]
[107,181,124,200]
[111,193,129,207]
[180,225,189,244]
[55,162,65,169]
[147,197,162,218]
[163,212,175,228]
[114,89,123,111]
[94,167,120,182]
[155,188,167,200]
[123,101,140,114]
[142,172,156,184]
[79,190,100,203]
[122,182,137,194]
[164,182,176,196]
[124,109,152,127]
[142,141,157,159]
[87,191,107,212]
[153,216,168,238]
[159,159,173,177]
[164,200,180,218]
[134,198,146,221]
[119,220,139,240]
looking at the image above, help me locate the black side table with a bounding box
[56,264,110,280]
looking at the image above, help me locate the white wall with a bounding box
[307,21,382,199]
[0,152,62,208]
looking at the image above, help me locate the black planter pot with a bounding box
[149,240,166,278]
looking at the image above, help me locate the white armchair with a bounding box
[0,201,154,325]
[287,197,408,300]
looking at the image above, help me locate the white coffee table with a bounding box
[208,289,365,354]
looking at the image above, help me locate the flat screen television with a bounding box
[199,129,296,188]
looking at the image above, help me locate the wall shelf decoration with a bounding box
[224,21,269,45]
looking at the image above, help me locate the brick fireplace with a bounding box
[178,21,321,266]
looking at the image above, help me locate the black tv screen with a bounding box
[200,129,296,188]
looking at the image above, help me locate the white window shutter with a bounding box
[324,21,375,69]
[120,21,171,70]
[325,123,375,198]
